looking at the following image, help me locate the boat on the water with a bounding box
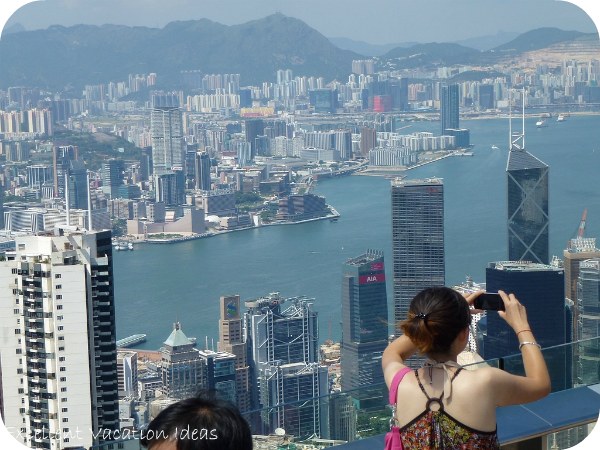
[116,334,147,348]
[557,114,566,122]
[491,145,499,150]
[536,119,547,128]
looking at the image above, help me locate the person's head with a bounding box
[400,286,471,358]
[140,393,252,450]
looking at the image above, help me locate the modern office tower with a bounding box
[440,84,459,134]
[244,119,265,160]
[217,295,251,412]
[483,261,568,390]
[150,106,185,175]
[341,250,388,409]
[507,144,549,264]
[329,393,357,442]
[53,144,79,197]
[0,182,4,229]
[194,151,212,191]
[117,350,138,399]
[160,322,200,400]
[261,362,329,440]
[198,349,237,404]
[139,148,152,182]
[154,170,185,206]
[244,293,326,437]
[576,259,600,385]
[478,84,495,109]
[390,78,409,111]
[66,160,89,210]
[27,164,53,189]
[564,238,600,341]
[0,230,119,449]
[391,178,445,334]
[309,89,338,113]
[360,127,377,157]
[333,130,353,160]
[101,159,125,199]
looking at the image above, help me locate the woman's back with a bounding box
[395,366,497,431]
[395,365,499,449]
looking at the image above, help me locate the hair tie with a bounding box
[416,312,428,321]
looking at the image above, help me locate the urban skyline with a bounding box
[1,1,600,449]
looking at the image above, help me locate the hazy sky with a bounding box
[3,0,600,44]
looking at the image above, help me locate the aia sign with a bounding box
[359,273,385,284]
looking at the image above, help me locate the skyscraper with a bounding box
[101,159,125,199]
[195,151,212,191]
[0,230,119,449]
[483,261,568,390]
[563,238,600,342]
[160,322,200,400]
[66,160,89,209]
[154,170,185,206]
[151,106,185,175]
[391,178,445,334]
[440,84,459,134]
[576,258,600,385]
[244,293,327,438]
[341,250,388,408]
[217,294,251,413]
[53,144,79,198]
[507,146,549,264]
[244,119,265,160]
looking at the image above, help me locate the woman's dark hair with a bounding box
[400,286,471,355]
[140,392,252,450]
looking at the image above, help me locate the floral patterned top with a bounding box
[398,368,500,449]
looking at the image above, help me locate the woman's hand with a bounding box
[497,290,530,332]
[463,289,485,315]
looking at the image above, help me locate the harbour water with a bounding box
[113,115,600,350]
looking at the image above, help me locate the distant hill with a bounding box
[492,27,592,53]
[453,31,520,51]
[328,37,418,56]
[380,43,483,69]
[0,19,594,90]
[0,14,360,89]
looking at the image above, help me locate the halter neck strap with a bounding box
[422,359,463,401]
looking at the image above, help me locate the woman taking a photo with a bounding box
[382,287,551,449]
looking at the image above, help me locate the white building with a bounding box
[0,229,119,449]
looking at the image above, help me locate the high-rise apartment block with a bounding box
[217,295,251,412]
[507,147,549,264]
[341,250,388,408]
[440,84,459,134]
[150,106,185,175]
[391,178,445,334]
[0,229,119,449]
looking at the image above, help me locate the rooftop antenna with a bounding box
[86,171,93,231]
[522,87,526,150]
[509,88,525,151]
[65,172,70,226]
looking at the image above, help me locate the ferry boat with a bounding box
[116,334,147,348]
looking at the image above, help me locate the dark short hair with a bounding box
[140,393,252,450]
[400,286,471,355]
